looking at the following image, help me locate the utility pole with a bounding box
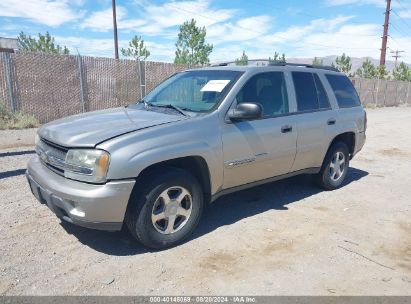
[391,50,405,67]
[379,0,391,66]
[112,0,119,59]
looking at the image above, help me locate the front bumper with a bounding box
[26,155,135,231]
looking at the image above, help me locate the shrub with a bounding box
[0,103,39,130]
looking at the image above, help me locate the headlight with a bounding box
[64,149,110,183]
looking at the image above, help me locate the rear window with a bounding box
[326,74,361,108]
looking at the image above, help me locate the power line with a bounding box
[395,0,411,16]
[392,9,411,30]
[251,0,369,26]
[166,3,379,51]
[388,33,404,50]
[390,21,411,36]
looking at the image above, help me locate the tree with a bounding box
[174,19,213,66]
[376,65,389,80]
[334,53,352,75]
[392,62,411,81]
[18,32,69,54]
[121,35,150,60]
[269,51,286,64]
[312,57,323,66]
[355,58,377,79]
[235,50,248,66]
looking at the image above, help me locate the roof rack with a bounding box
[211,59,339,72]
[211,59,269,66]
[268,62,339,72]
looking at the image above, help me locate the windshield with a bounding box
[143,70,243,112]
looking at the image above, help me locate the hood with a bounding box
[38,107,184,147]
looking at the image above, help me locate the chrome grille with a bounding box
[36,139,68,175]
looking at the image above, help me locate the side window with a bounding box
[292,72,319,111]
[237,72,289,117]
[314,74,331,109]
[292,72,332,111]
[325,74,361,108]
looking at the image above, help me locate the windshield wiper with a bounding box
[145,102,189,117]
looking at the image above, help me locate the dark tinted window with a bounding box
[314,74,330,109]
[292,72,319,111]
[326,74,361,108]
[237,72,289,117]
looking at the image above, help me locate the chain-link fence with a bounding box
[1,52,410,123]
[0,52,189,123]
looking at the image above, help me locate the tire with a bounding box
[316,142,350,190]
[125,168,204,249]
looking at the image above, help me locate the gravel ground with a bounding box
[0,128,37,150]
[0,107,410,295]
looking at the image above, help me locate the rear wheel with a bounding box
[126,168,204,249]
[316,142,349,190]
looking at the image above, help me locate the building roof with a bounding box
[0,37,19,52]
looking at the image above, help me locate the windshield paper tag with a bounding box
[200,80,230,92]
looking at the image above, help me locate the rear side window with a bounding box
[326,74,361,108]
[292,72,330,112]
[314,74,330,109]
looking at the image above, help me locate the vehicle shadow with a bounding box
[191,167,368,241]
[60,167,368,256]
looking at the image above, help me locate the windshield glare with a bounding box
[144,70,242,112]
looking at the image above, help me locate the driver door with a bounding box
[221,72,297,189]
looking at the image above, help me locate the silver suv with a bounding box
[27,63,366,249]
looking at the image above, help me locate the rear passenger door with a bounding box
[290,71,337,172]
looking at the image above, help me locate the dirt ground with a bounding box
[0,107,410,296]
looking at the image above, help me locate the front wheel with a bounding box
[126,168,204,249]
[316,142,349,190]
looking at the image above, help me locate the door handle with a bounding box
[327,118,336,125]
[281,125,293,133]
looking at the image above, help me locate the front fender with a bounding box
[98,115,223,194]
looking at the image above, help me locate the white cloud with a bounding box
[56,36,175,61]
[53,1,411,63]
[325,0,411,14]
[207,15,272,45]
[56,36,123,57]
[81,6,145,32]
[397,9,411,19]
[132,0,236,36]
[259,16,354,45]
[209,16,402,62]
[325,0,385,7]
[0,0,83,26]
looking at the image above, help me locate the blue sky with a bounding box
[1,0,411,62]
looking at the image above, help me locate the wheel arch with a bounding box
[133,156,212,204]
[328,132,356,158]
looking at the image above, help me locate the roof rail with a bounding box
[268,62,339,72]
[211,59,270,66]
[210,59,340,72]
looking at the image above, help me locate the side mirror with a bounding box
[228,103,262,121]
